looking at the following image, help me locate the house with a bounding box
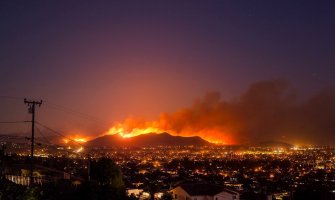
[171,183,239,200]
[126,188,143,198]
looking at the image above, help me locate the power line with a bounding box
[35,126,52,146]
[25,128,87,182]
[34,127,82,156]
[35,122,91,180]
[43,101,110,128]
[1,97,93,181]
[1,97,110,132]
[35,121,89,149]
[0,96,25,100]
[0,121,28,124]
[24,98,42,187]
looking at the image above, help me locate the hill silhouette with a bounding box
[86,132,211,147]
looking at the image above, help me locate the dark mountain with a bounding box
[86,132,211,147]
[0,134,29,144]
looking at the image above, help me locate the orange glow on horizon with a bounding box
[105,93,237,144]
[73,138,88,143]
[106,121,234,145]
[62,135,90,144]
[107,125,161,138]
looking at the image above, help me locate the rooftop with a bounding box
[179,184,237,196]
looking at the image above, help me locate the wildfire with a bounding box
[106,120,233,145]
[75,147,84,153]
[105,93,236,144]
[107,125,161,138]
[63,136,89,144]
[73,138,88,143]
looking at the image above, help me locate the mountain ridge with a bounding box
[86,132,211,147]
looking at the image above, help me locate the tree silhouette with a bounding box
[86,157,127,200]
[90,157,124,188]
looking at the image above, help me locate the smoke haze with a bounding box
[108,80,335,145]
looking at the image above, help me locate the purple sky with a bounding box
[1,1,335,143]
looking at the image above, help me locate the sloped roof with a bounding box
[180,184,227,196]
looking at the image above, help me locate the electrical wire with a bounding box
[35,129,79,156]
[0,121,29,124]
[25,127,87,181]
[35,121,89,149]
[0,96,24,100]
[35,126,52,145]
[43,101,110,128]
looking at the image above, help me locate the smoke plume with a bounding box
[108,80,335,145]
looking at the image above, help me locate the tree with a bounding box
[24,187,41,200]
[0,145,6,179]
[75,181,128,200]
[87,158,127,200]
[0,179,26,200]
[144,170,164,200]
[161,192,173,200]
[90,157,124,187]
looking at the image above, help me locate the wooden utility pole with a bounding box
[24,98,42,186]
[87,154,91,181]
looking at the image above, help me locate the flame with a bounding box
[105,93,237,144]
[75,147,84,153]
[63,135,89,144]
[107,125,161,138]
[73,138,88,143]
[106,119,233,144]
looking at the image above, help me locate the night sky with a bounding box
[1,1,335,144]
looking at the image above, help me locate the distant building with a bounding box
[171,183,240,200]
[5,175,44,186]
[267,192,291,200]
[126,188,143,198]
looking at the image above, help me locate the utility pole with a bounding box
[87,154,91,181]
[24,98,42,186]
